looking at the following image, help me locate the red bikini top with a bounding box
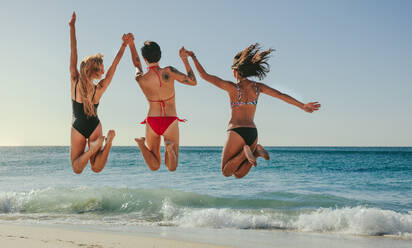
[147,66,175,116]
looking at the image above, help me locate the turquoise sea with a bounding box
[0,146,411,247]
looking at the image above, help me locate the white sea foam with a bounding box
[292,206,412,236]
[174,208,285,229]
[162,200,412,238]
[2,189,412,239]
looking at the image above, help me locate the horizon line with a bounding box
[1,145,412,148]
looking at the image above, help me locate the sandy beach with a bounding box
[2,222,412,248]
[0,224,231,248]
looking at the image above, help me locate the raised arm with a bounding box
[95,34,129,98]
[259,83,321,113]
[126,33,143,80]
[187,51,234,92]
[69,11,79,81]
[167,47,197,86]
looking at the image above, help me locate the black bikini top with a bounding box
[72,80,98,119]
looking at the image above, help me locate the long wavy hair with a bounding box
[78,54,103,117]
[232,43,274,80]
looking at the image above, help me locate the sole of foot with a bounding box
[243,145,257,166]
[89,136,104,154]
[134,137,145,145]
[106,130,116,144]
[256,144,270,160]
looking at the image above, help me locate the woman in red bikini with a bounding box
[125,33,197,171]
[186,44,320,178]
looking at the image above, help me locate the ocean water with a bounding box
[0,146,412,241]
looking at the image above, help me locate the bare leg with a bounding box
[164,141,177,171]
[222,131,257,177]
[233,160,252,179]
[255,144,269,160]
[70,128,103,174]
[222,150,246,176]
[135,123,161,171]
[243,145,257,166]
[90,130,115,173]
[135,138,161,171]
[163,120,179,172]
[234,145,269,178]
[221,131,254,177]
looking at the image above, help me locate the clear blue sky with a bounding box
[1,0,411,146]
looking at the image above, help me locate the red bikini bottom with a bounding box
[140,116,186,135]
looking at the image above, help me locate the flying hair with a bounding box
[232,43,274,80]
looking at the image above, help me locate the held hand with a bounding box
[69,11,76,26]
[127,33,135,42]
[122,33,134,46]
[185,50,195,58]
[179,46,188,59]
[122,34,129,45]
[302,102,321,113]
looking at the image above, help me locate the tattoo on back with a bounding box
[162,73,169,81]
[169,66,178,73]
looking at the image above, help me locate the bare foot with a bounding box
[164,140,175,155]
[255,144,270,160]
[135,137,145,145]
[89,136,104,154]
[106,130,116,144]
[243,145,257,166]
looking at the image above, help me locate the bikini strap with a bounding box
[148,66,162,87]
[254,81,258,102]
[236,84,242,102]
[74,79,78,100]
[92,85,97,101]
[254,81,258,97]
[147,93,175,117]
[147,93,175,103]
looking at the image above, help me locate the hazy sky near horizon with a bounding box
[1,0,411,146]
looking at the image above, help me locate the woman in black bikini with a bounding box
[69,12,130,174]
[186,44,320,178]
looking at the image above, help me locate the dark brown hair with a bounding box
[232,43,274,80]
[141,41,161,63]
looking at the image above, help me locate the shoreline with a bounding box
[0,223,231,248]
[1,222,411,248]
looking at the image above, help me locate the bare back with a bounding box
[226,79,261,130]
[137,67,177,116]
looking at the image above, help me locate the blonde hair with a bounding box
[78,54,103,117]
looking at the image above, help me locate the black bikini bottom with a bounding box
[228,127,258,146]
[72,117,100,138]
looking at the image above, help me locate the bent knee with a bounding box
[148,163,161,171]
[167,165,177,172]
[91,165,103,173]
[221,169,233,177]
[234,172,245,179]
[71,165,83,175]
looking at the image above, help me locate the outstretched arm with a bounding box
[168,47,197,86]
[259,83,321,113]
[187,51,234,92]
[95,34,129,97]
[69,11,79,81]
[127,33,143,80]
